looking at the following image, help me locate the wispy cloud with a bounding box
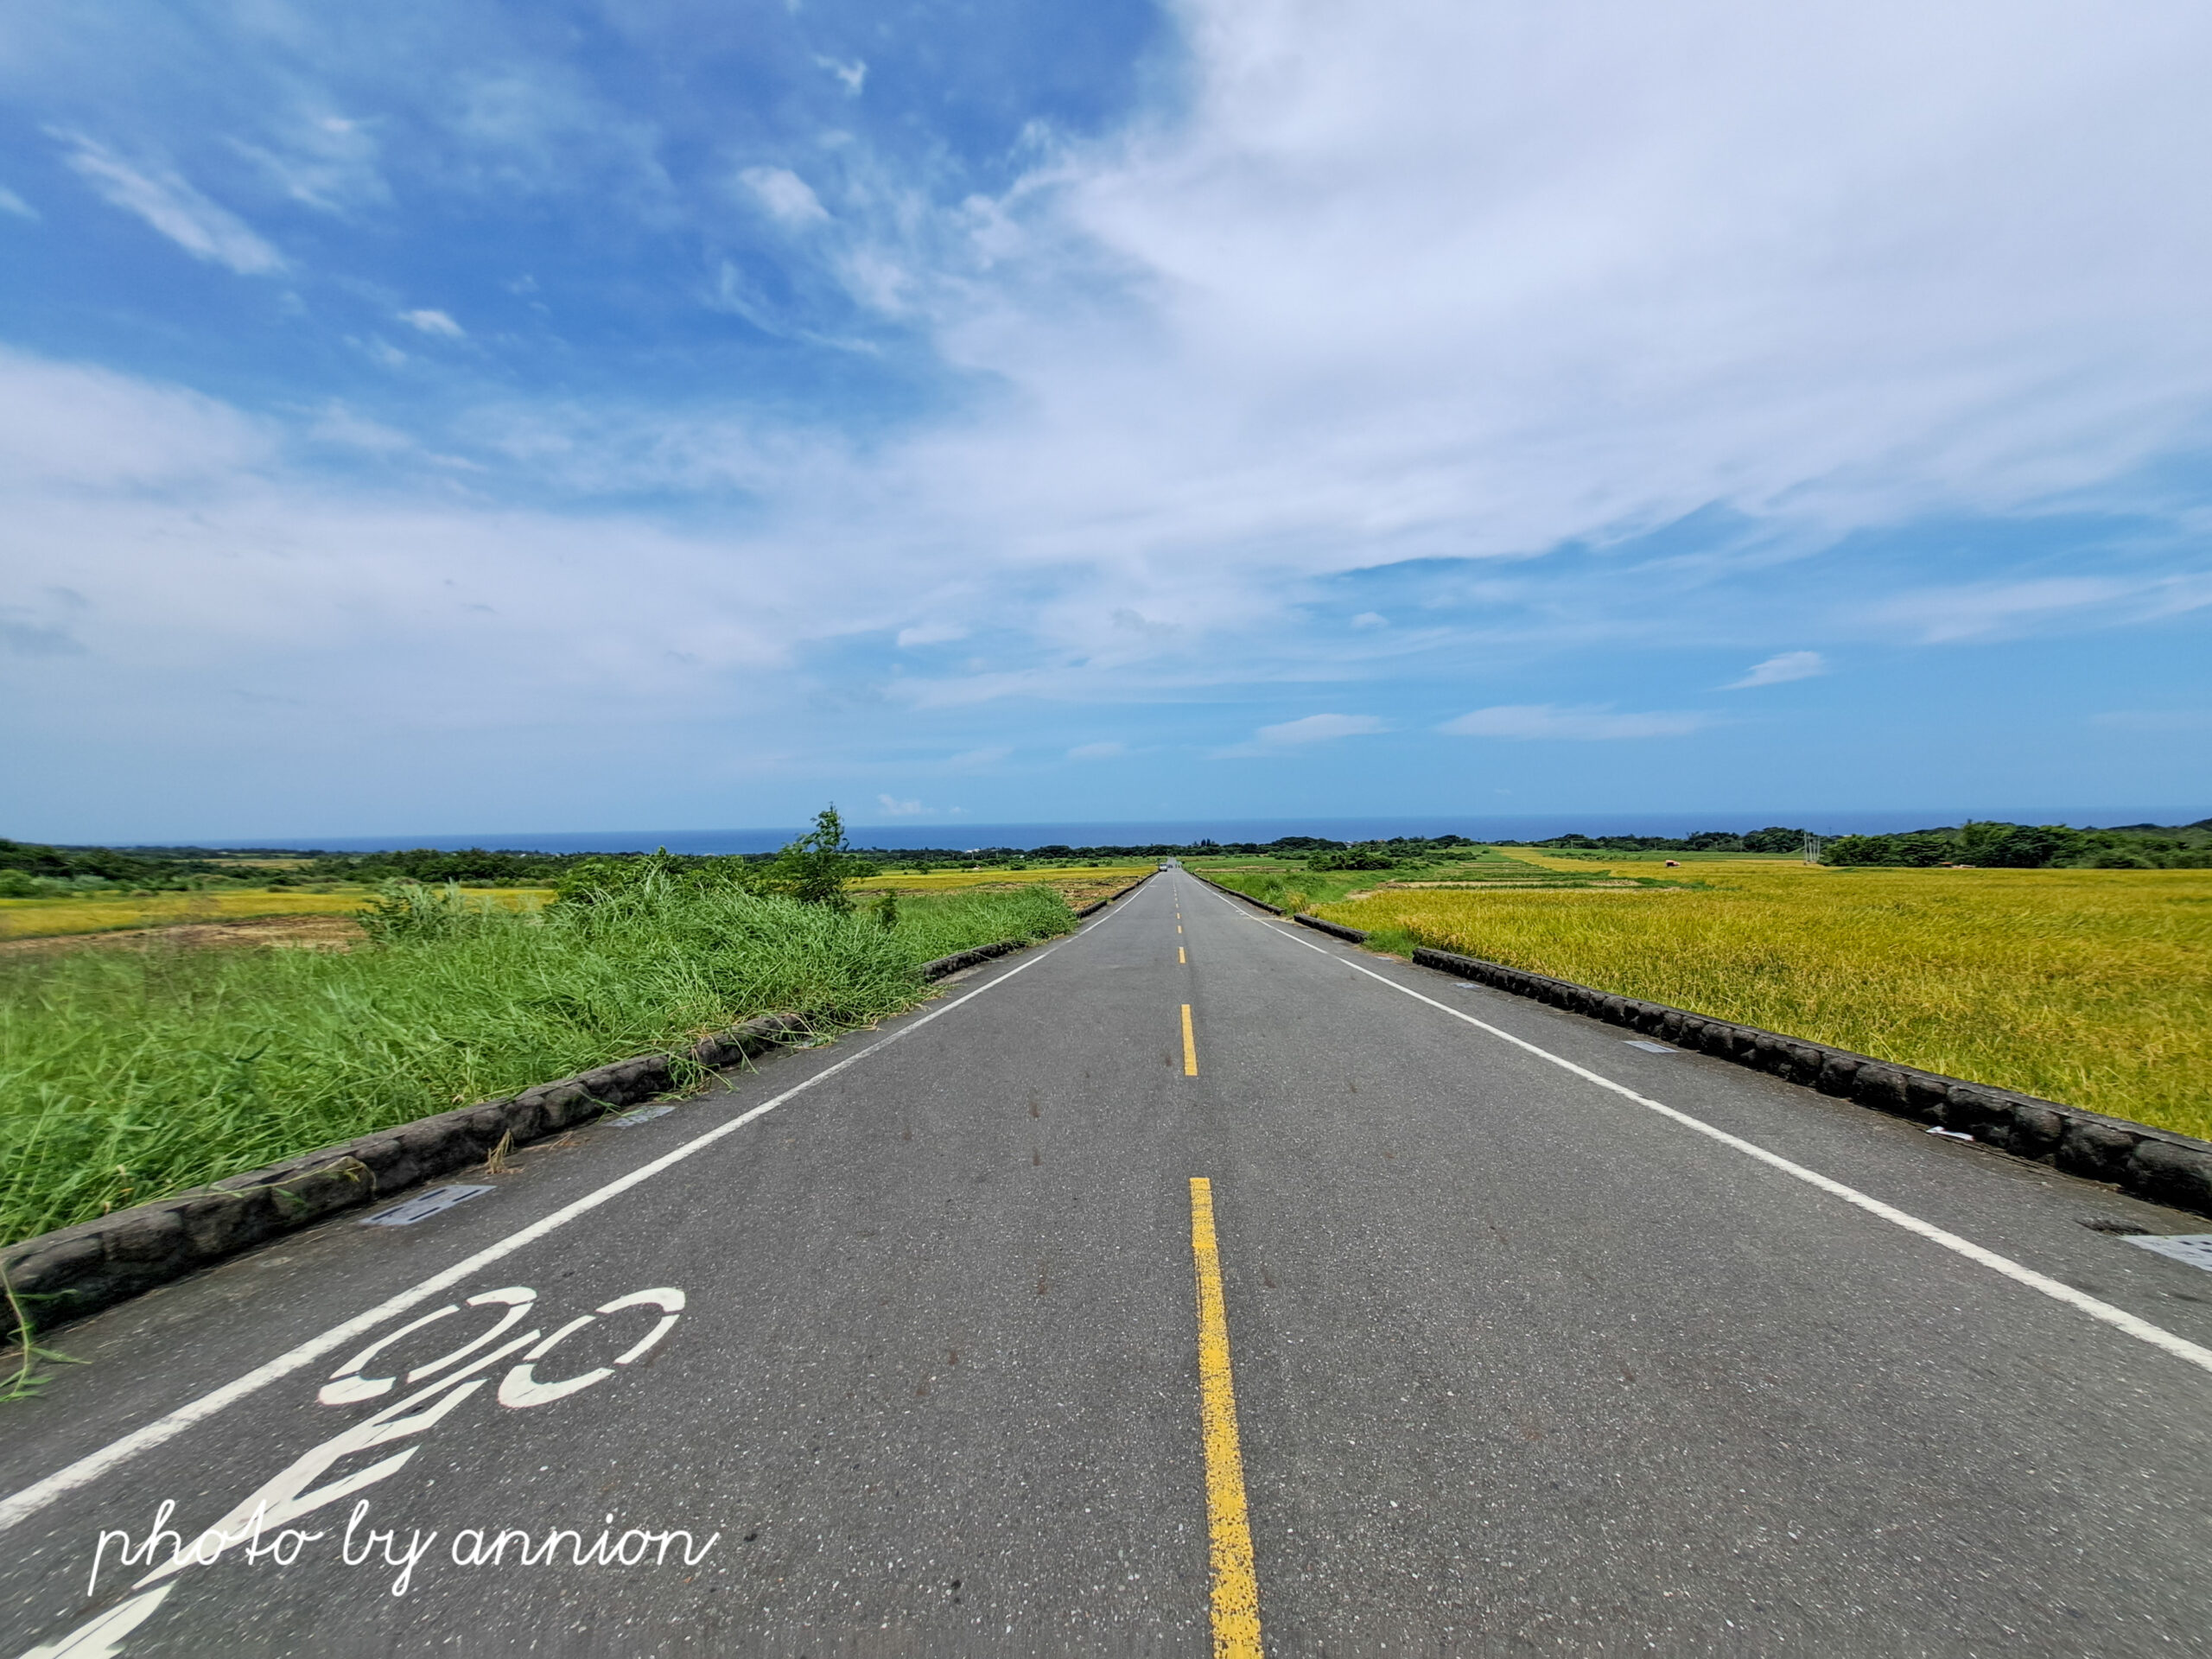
[54,133,282,274]
[1726,650,1826,689]
[896,622,967,648]
[0,185,37,220]
[875,793,925,815]
[1440,705,1706,741]
[816,56,868,96]
[741,166,830,226]
[399,308,464,339]
[1067,741,1126,760]
[1257,713,1388,746]
[1866,577,2212,643]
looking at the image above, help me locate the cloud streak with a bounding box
[1440,706,1707,741]
[55,133,283,274]
[1726,651,1826,689]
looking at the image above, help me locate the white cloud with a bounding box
[230,112,389,214]
[741,165,830,226]
[896,622,967,648]
[55,133,283,274]
[399,308,465,338]
[893,0,2212,626]
[1067,741,1127,760]
[875,793,925,815]
[816,56,868,95]
[0,185,36,220]
[1864,575,2212,642]
[303,404,416,454]
[0,347,269,486]
[1726,650,1826,689]
[1351,612,1388,630]
[1440,705,1706,741]
[1257,713,1388,745]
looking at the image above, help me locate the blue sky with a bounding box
[3,0,2210,842]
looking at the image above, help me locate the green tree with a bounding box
[772,807,874,910]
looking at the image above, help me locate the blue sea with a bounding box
[196,808,2209,856]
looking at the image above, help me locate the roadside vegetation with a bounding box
[1195,845,1695,940]
[0,812,1088,1249]
[1214,852,2212,1140]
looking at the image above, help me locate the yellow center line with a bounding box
[1188,1178,1262,1659]
[1181,1003,1199,1076]
[1179,946,1187,964]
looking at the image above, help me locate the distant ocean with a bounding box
[208,809,2209,856]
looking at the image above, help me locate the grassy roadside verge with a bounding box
[1288,858,2212,1141]
[0,880,1078,1248]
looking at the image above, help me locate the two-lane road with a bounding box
[5,868,2210,1655]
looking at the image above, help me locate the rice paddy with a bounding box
[1306,858,2212,1140]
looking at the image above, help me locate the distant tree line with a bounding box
[0,838,225,897]
[1821,820,2212,869]
[1498,827,1815,855]
[8,816,2207,896]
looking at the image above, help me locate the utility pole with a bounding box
[1802,832,1822,865]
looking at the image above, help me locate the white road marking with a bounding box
[1185,875,2212,1378]
[0,894,1143,1537]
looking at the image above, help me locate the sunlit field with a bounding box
[1310,859,2212,1140]
[0,888,550,943]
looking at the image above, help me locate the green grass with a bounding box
[0,880,1078,1249]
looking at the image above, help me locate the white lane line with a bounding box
[1185,876,2212,1379]
[0,895,1141,1537]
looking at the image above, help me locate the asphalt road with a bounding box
[5,867,2212,1656]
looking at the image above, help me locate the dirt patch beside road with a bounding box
[0,912,362,957]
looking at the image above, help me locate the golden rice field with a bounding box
[1317,860,2212,1140]
[0,888,550,943]
[849,864,1152,893]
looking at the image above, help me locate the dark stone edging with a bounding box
[924,873,1152,979]
[1408,942,2212,1217]
[0,871,1157,1342]
[1192,870,2212,1220]
[1190,871,1291,916]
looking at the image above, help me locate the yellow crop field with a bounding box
[0,888,551,943]
[849,864,1151,892]
[1319,860,2212,1140]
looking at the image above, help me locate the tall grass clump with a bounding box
[1318,862,2212,1140]
[0,875,1077,1247]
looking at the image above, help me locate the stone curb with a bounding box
[918,873,1153,980]
[1407,943,2212,1219]
[1,872,1158,1342]
[1191,871,2212,1220]
[1189,871,1291,916]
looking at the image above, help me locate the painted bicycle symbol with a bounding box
[24,1283,686,1659]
